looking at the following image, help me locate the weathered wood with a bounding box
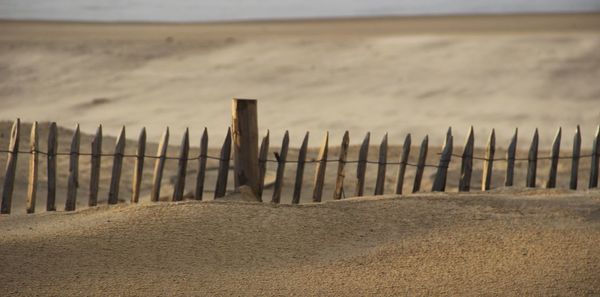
[432,128,453,192]
[505,128,518,187]
[231,98,260,199]
[46,122,58,211]
[394,134,411,195]
[570,126,581,190]
[374,133,388,195]
[271,131,289,204]
[312,132,329,202]
[257,130,269,201]
[131,127,146,203]
[481,129,496,191]
[89,125,102,207]
[214,128,232,199]
[65,124,80,211]
[333,131,350,199]
[412,135,429,193]
[526,129,539,188]
[354,132,370,197]
[546,127,562,188]
[292,132,309,204]
[26,121,38,214]
[589,126,600,188]
[1,119,20,214]
[172,128,190,201]
[459,126,474,191]
[195,128,208,200]
[108,126,126,205]
[151,128,169,202]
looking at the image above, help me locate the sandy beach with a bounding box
[0,13,600,296]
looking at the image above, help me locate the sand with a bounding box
[0,14,599,147]
[1,190,599,296]
[1,13,600,296]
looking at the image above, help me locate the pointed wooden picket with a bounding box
[292,132,309,204]
[151,128,169,202]
[589,126,600,188]
[432,128,452,192]
[214,128,232,199]
[195,128,208,200]
[1,119,20,214]
[481,129,495,191]
[65,124,80,211]
[257,130,269,201]
[412,135,429,193]
[545,127,562,188]
[172,128,190,201]
[108,126,126,204]
[394,134,411,195]
[26,122,38,214]
[504,128,518,187]
[131,127,146,203]
[89,125,103,206]
[526,129,539,188]
[46,122,58,211]
[312,132,329,202]
[272,131,289,204]
[459,127,474,192]
[333,131,350,200]
[570,126,581,190]
[354,132,370,197]
[374,133,388,195]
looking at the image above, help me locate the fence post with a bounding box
[432,128,453,192]
[292,132,309,204]
[546,127,562,188]
[1,119,20,214]
[214,128,232,198]
[394,134,411,195]
[312,132,329,202]
[374,133,388,195]
[333,131,350,199]
[570,126,581,190]
[172,128,190,201]
[271,131,289,204]
[481,129,495,191]
[459,126,474,191]
[89,125,103,206]
[108,126,126,204]
[65,124,80,211]
[355,132,370,197]
[589,126,600,188]
[505,128,518,187]
[526,129,539,188]
[26,121,38,214]
[412,135,429,193]
[131,127,146,203]
[195,128,209,200]
[151,128,169,202]
[47,122,58,211]
[231,98,260,200]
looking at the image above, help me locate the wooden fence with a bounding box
[0,117,599,214]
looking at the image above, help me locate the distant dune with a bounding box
[0,14,599,146]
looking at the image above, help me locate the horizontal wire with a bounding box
[0,149,596,170]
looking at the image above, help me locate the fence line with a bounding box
[0,119,599,215]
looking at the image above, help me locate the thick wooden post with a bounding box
[412,135,429,193]
[151,128,169,202]
[546,127,562,188]
[26,121,38,214]
[172,128,190,201]
[459,126,474,191]
[589,126,600,188]
[214,128,232,199]
[131,128,146,203]
[292,132,309,204]
[432,128,453,192]
[481,129,495,191]
[394,134,411,195]
[312,132,329,202]
[526,129,539,188]
[271,131,289,204]
[1,119,20,214]
[257,130,269,201]
[108,126,126,204]
[46,122,58,211]
[333,131,350,199]
[89,125,102,207]
[374,133,388,195]
[65,124,80,211]
[231,98,259,200]
[195,128,209,200]
[355,132,370,197]
[505,128,518,187]
[570,126,581,190]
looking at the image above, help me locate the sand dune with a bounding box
[1,190,599,296]
[0,14,599,146]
